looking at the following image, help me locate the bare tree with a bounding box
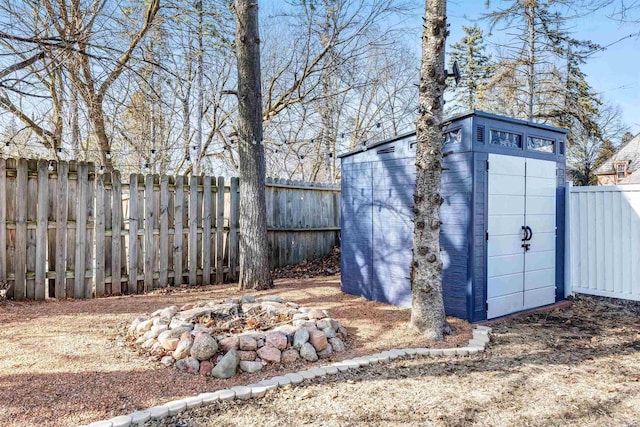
[234,0,273,290]
[410,0,449,339]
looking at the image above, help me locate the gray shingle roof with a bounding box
[596,133,640,175]
[619,169,640,184]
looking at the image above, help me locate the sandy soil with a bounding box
[0,275,471,427]
[149,295,640,427]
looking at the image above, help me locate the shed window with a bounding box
[527,136,554,153]
[489,130,522,149]
[443,128,462,145]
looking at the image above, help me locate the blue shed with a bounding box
[339,111,568,322]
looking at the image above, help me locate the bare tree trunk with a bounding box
[410,0,450,340]
[194,0,204,175]
[235,0,273,290]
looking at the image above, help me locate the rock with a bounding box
[161,338,179,351]
[130,316,147,332]
[330,319,341,330]
[211,350,239,379]
[180,331,192,340]
[142,338,156,349]
[257,346,281,363]
[193,331,211,342]
[239,360,264,373]
[136,319,154,334]
[218,336,239,352]
[316,318,333,330]
[322,327,336,339]
[329,337,345,352]
[261,301,290,316]
[190,334,218,361]
[153,317,169,327]
[318,343,333,358]
[136,331,154,344]
[206,303,240,317]
[273,324,296,336]
[160,356,174,367]
[292,312,309,321]
[174,307,213,323]
[199,360,213,376]
[240,294,256,303]
[173,338,193,360]
[266,332,288,350]
[150,341,164,355]
[150,324,168,338]
[192,324,212,335]
[293,328,310,349]
[285,301,299,309]
[159,306,179,319]
[180,304,193,311]
[338,326,348,337]
[299,342,318,362]
[239,335,257,351]
[265,295,285,303]
[308,329,328,352]
[281,349,299,364]
[237,350,257,361]
[241,303,262,315]
[257,337,265,347]
[169,318,194,330]
[176,357,200,374]
[293,319,307,328]
[307,308,326,320]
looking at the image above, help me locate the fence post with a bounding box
[565,181,572,298]
[129,173,139,294]
[95,172,106,297]
[0,159,5,287]
[216,176,224,284]
[35,159,48,300]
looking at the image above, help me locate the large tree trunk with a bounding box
[235,0,273,290]
[410,0,450,340]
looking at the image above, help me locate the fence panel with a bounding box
[569,184,640,301]
[0,159,340,300]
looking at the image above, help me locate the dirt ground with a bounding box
[148,295,640,427]
[0,275,471,427]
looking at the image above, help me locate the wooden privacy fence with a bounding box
[0,158,340,300]
[567,183,640,301]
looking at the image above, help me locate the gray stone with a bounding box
[272,375,292,386]
[316,318,333,330]
[299,342,318,362]
[292,313,309,321]
[284,372,304,384]
[160,338,179,351]
[309,367,327,376]
[148,405,169,420]
[169,318,194,330]
[307,308,326,320]
[293,328,310,348]
[218,389,236,401]
[174,307,213,323]
[211,349,239,379]
[318,343,333,358]
[230,386,252,400]
[257,346,281,363]
[265,295,285,303]
[239,360,265,373]
[190,334,218,360]
[164,399,186,416]
[298,370,316,380]
[158,327,191,343]
[135,319,154,334]
[322,365,339,375]
[129,411,150,424]
[87,421,112,427]
[329,337,345,352]
[257,379,279,391]
[141,338,155,349]
[239,335,258,351]
[442,348,457,356]
[149,324,168,338]
[160,356,174,367]
[241,294,256,303]
[108,415,132,427]
[199,392,220,405]
[175,357,200,374]
[173,338,193,360]
[159,306,179,319]
[322,327,336,339]
[250,385,268,398]
[184,396,203,409]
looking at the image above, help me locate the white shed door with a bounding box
[487,154,556,319]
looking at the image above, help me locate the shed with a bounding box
[339,111,568,322]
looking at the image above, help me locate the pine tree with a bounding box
[447,25,493,112]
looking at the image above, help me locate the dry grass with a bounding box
[151,295,640,427]
[0,276,470,427]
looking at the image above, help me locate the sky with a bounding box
[400,0,640,135]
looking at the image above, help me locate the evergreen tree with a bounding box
[594,139,616,172]
[447,25,493,112]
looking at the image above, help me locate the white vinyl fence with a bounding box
[567,183,640,301]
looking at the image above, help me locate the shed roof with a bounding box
[596,133,640,176]
[337,110,568,159]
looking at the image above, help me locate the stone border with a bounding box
[80,326,491,427]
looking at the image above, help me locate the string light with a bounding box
[150,149,156,155]
[56,147,62,154]
[48,161,54,171]
[4,141,9,147]
[105,150,111,159]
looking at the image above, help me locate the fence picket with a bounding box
[189,176,198,286]
[229,177,239,280]
[0,159,6,285]
[14,159,27,299]
[159,175,169,287]
[129,174,139,294]
[216,176,224,284]
[202,176,212,285]
[35,160,48,300]
[95,172,106,297]
[144,174,154,292]
[174,176,184,286]
[74,163,89,299]
[111,171,122,295]
[55,162,68,299]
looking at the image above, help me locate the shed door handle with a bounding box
[525,226,533,241]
